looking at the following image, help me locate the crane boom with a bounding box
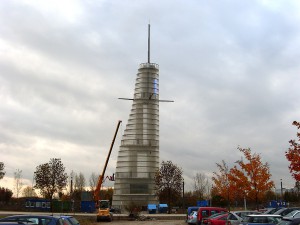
[94,120,122,203]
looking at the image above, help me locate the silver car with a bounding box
[283,210,300,219]
[242,214,282,225]
[187,211,198,225]
[273,208,300,217]
[226,211,260,225]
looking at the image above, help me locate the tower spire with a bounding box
[148,24,150,63]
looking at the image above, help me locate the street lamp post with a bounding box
[182,179,185,211]
[244,192,247,210]
[280,179,283,202]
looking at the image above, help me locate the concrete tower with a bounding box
[112,25,160,208]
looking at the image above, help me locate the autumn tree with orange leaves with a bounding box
[212,160,233,209]
[232,147,274,209]
[213,148,274,210]
[285,121,300,181]
[228,165,249,203]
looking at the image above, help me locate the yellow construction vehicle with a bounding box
[94,120,122,222]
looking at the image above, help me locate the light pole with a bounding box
[70,174,73,194]
[182,179,185,211]
[244,192,247,210]
[280,179,283,203]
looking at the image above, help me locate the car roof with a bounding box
[247,214,282,217]
[274,208,300,216]
[199,207,227,210]
[0,223,26,225]
[288,210,300,214]
[229,211,260,217]
[274,208,288,214]
[231,211,259,213]
[1,215,61,219]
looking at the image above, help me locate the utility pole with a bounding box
[182,179,185,211]
[280,179,283,203]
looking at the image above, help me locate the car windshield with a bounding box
[99,201,109,209]
[267,209,281,214]
[274,209,287,215]
[282,209,297,216]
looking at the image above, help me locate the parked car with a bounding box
[207,213,228,225]
[0,223,28,225]
[226,211,260,225]
[187,211,198,225]
[0,215,68,225]
[274,208,300,217]
[242,214,282,225]
[60,216,79,225]
[283,210,300,219]
[203,213,228,225]
[277,217,300,225]
[187,207,200,221]
[196,207,228,225]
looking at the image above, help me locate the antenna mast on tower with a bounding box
[148,24,150,63]
[118,24,174,103]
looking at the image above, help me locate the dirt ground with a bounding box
[94,220,186,225]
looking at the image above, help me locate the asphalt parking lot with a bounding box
[95,220,186,225]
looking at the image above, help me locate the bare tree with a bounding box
[89,172,99,192]
[14,169,23,198]
[74,172,86,191]
[22,186,37,197]
[193,173,210,200]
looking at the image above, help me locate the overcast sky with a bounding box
[1,0,300,195]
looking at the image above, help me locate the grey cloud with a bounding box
[1,0,300,191]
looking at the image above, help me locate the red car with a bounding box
[203,213,227,225]
[207,213,228,225]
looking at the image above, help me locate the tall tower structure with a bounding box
[112,25,160,208]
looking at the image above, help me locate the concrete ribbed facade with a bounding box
[112,62,160,209]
